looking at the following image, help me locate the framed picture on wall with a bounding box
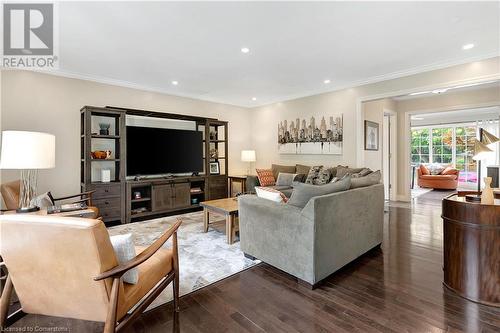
[364,120,379,151]
[209,161,220,175]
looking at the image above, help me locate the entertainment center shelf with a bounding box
[80,106,229,224]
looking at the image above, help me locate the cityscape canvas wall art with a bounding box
[278,114,343,155]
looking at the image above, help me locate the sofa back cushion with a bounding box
[296,164,312,175]
[441,166,457,175]
[288,176,351,208]
[350,170,381,189]
[271,164,296,179]
[256,169,276,186]
[419,164,430,175]
[336,166,366,178]
[305,166,331,185]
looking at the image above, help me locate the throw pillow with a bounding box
[293,174,307,183]
[255,186,288,203]
[288,176,351,208]
[275,172,297,186]
[29,192,54,208]
[305,166,331,185]
[337,166,367,178]
[109,234,138,284]
[256,169,276,186]
[419,164,430,175]
[441,166,457,175]
[296,164,312,175]
[327,165,348,178]
[427,163,446,175]
[350,170,382,189]
[271,164,296,179]
[351,168,373,178]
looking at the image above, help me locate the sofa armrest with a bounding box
[245,175,260,193]
[238,195,315,282]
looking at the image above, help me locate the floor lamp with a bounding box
[466,128,499,202]
[0,131,56,212]
[241,150,256,175]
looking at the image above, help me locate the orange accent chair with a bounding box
[417,165,459,190]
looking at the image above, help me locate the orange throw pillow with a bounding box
[419,164,430,175]
[256,169,276,186]
[441,166,456,175]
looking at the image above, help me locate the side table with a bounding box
[228,175,247,197]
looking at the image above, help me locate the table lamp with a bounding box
[0,131,56,212]
[241,150,256,175]
[466,128,499,202]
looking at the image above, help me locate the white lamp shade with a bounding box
[0,131,56,169]
[241,150,256,162]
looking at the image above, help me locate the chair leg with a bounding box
[0,275,13,329]
[103,277,120,333]
[172,272,179,313]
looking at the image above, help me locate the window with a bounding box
[455,126,476,184]
[411,129,429,164]
[431,128,453,164]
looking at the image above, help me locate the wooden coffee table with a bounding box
[200,198,239,244]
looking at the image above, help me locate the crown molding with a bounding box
[32,52,499,109]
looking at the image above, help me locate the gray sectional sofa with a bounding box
[238,182,384,288]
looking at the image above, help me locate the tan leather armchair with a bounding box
[0,215,181,333]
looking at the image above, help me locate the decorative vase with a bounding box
[481,177,494,204]
[99,123,110,135]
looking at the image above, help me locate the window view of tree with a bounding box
[455,126,477,183]
[411,129,429,164]
[432,128,453,164]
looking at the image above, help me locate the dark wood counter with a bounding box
[442,193,500,307]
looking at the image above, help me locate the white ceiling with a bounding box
[411,106,500,127]
[55,1,500,107]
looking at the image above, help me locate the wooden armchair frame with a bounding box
[0,219,182,333]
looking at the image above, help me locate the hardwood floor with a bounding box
[6,201,500,332]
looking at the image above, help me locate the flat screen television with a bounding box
[126,126,203,176]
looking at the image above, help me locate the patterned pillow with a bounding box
[256,169,276,186]
[255,186,288,203]
[427,163,447,175]
[305,166,331,185]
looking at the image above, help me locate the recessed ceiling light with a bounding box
[432,88,448,94]
[324,79,331,84]
[462,43,474,50]
[409,91,431,96]
[411,116,424,120]
[252,97,257,101]
[171,80,178,85]
[241,47,250,54]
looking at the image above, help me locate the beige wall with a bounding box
[0,70,252,197]
[251,56,500,200]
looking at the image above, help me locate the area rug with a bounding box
[107,210,259,310]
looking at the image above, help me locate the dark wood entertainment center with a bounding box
[81,106,229,224]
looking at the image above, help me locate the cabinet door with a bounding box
[173,183,191,208]
[152,184,173,211]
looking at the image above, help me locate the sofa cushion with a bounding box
[255,186,288,203]
[256,169,276,186]
[419,164,430,175]
[336,166,366,178]
[296,164,312,175]
[288,176,351,208]
[276,172,297,186]
[271,164,296,179]
[441,166,457,175]
[305,166,331,185]
[420,174,457,180]
[293,174,307,183]
[350,170,382,189]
